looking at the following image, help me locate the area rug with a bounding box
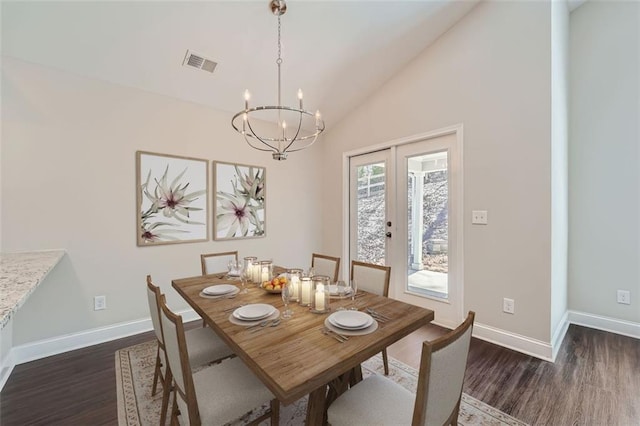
[116,340,528,425]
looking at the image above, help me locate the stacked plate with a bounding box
[202,284,238,297]
[328,310,374,331]
[232,304,276,322]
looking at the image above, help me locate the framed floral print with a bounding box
[213,161,265,240]
[136,151,209,246]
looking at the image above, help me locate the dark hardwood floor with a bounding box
[1,323,638,425]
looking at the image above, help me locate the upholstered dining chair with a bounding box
[160,298,279,426]
[328,311,475,426]
[201,251,239,276]
[351,260,392,375]
[311,253,341,283]
[146,276,234,425]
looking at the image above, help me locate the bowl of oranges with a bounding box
[261,275,288,293]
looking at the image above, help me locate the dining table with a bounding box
[172,268,435,425]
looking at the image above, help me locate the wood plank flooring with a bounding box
[1,323,638,425]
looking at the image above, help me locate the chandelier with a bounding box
[231,0,325,161]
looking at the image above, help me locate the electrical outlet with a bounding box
[617,290,631,305]
[94,295,107,311]
[503,297,515,314]
[472,210,488,225]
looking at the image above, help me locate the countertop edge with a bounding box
[1,249,66,329]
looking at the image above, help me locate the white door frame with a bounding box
[342,124,464,328]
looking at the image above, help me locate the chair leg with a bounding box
[170,391,179,426]
[382,349,390,376]
[152,346,161,396]
[270,399,280,426]
[160,368,173,426]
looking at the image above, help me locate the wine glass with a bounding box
[335,280,347,311]
[239,269,249,294]
[281,283,293,319]
[348,279,358,310]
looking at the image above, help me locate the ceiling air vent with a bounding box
[182,50,217,73]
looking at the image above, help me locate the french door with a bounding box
[348,129,463,327]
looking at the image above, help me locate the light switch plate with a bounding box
[472,210,488,225]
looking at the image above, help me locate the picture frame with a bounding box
[213,161,266,240]
[136,151,209,246]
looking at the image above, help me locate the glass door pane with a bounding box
[350,151,390,266]
[407,151,449,299]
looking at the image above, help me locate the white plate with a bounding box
[327,285,353,296]
[329,311,373,330]
[233,304,275,320]
[203,284,237,296]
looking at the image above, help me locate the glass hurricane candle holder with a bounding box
[287,268,302,302]
[311,275,330,313]
[243,257,258,283]
[299,276,313,306]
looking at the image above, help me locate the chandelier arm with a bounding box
[245,117,280,152]
[282,111,304,152]
[284,133,319,152]
[244,133,276,152]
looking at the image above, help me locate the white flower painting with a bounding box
[136,151,208,246]
[214,161,266,240]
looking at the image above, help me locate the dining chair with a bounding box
[146,276,235,425]
[351,260,392,375]
[311,253,341,282]
[327,311,475,426]
[201,251,239,275]
[160,297,279,426]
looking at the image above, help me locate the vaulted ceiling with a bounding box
[2,1,482,128]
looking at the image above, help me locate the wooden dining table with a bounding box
[172,270,434,425]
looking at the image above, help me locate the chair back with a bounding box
[413,311,475,426]
[201,251,238,275]
[160,299,200,425]
[311,253,341,282]
[350,261,391,296]
[146,275,164,345]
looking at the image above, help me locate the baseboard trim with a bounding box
[551,310,570,362]
[473,322,554,361]
[4,308,638,390]
[0,353,15,392]
[10,308,200,367]
[568,310,640,339]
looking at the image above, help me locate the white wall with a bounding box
[550,0,570,344]
[322,1,554,343]
[569,1,640,323]
[1,57,322,345]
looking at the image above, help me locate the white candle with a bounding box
[315,284,326,311]
[261,265,270,282]
[252,264,261,283]
[301,278,312,305]
[290,276,300,300]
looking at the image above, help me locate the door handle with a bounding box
[386,232,392,238]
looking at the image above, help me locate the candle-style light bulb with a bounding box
[282,120,287,129]
[244,89,250,109]
[315,110,321,127]
[297,89,303,109]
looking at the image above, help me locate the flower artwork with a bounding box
[214,162,266,240]
[136,151,208,246]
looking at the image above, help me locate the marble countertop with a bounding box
[0,250,65,329]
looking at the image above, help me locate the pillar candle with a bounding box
[315,284,326,311]
[301,277,312,305]
[290,276,300,300]
[252,264,261,283]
